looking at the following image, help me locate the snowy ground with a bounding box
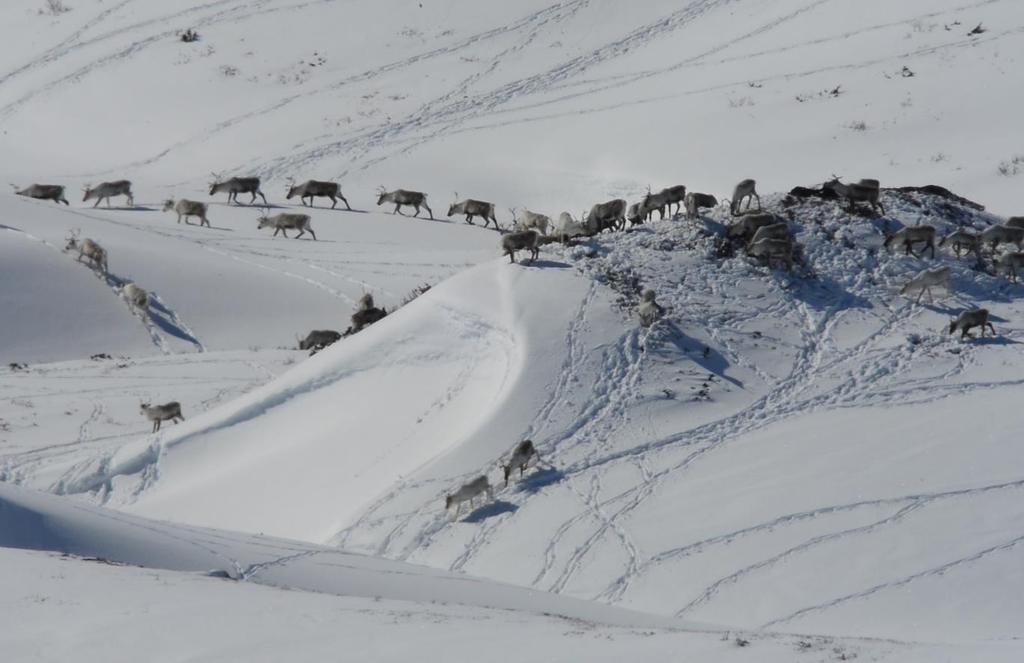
[14,546,1013,663]
[3,1,1024,660]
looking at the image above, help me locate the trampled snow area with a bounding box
[3,0,1024,660]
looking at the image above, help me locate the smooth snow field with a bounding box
[2,1,1024,661]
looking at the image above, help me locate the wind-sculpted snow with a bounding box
[3,0,1024,653]
[327,189,1024,641]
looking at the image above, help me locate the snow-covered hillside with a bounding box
[3,1,1024,660]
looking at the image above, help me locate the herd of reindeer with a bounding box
[14,171,1017,516]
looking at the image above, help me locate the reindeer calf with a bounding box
[140,401,184,432]
[949,309,995,339]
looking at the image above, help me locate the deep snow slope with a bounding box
[1,1,1023,214]
[3,0,1024,656]
[9,548,1007,663]
[0,194,497,363]
[26,187,1020,645]
[3,484,1019,662]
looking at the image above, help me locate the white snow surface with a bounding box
[3,1,1024,659]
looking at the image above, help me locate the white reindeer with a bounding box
[140,401,184,432]
[121,282,149,314]
[638,289,665,327]
[83,180,133,208]
[377,187,433,219]
[554,211,587,241]
[257,212,316,239]
[64,230,108,274]
[729,179,761,215]
[510,208,550,235]
[445,475,493,517]
[163,199,210,227]
[502,440,539,486]
[899,266,951,303]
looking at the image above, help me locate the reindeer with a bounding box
[884,225,936,258]
[685,192,717,220]
[163,199,210,227]
[997,252,1024,283]
[121,283,149,314]
[939,229,981,258]
[554,211,587,242]
[659,185,687,217]
[981,225,1024,253]
[285,179,351,210]
[349,293,387,333]
[82,180,133,208]
[728,179,761,215]
[510,208,550,235]
[626,202,644,227]
[1006,216,1024,230]
[257,211,316,239]
[585,199,627,234]
[747,238,793,271]
[501,230,540,264]
[899,266,951,303]
[445,475,493,517]
[825,177,884,215]
[639,186,670,221]
[64,230,108,274]
[726,212,776,241]
[747,223,791,247]
[448,195,498,228]
[13,184,68,205]
[209,175,267,205]
[298,329,341,352]
[502,440,538,486]
[638,289,665,327]
[140,401,184,433]
[949,308,995,338]
[376,187,433,219]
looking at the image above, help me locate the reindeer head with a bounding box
[64,229,81,251]
[208,172,224,195]
[161,199,175,212]
[255,207,271,227]
[81,184,93,202]
[375,186,388,206]
[284,177,298,199]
